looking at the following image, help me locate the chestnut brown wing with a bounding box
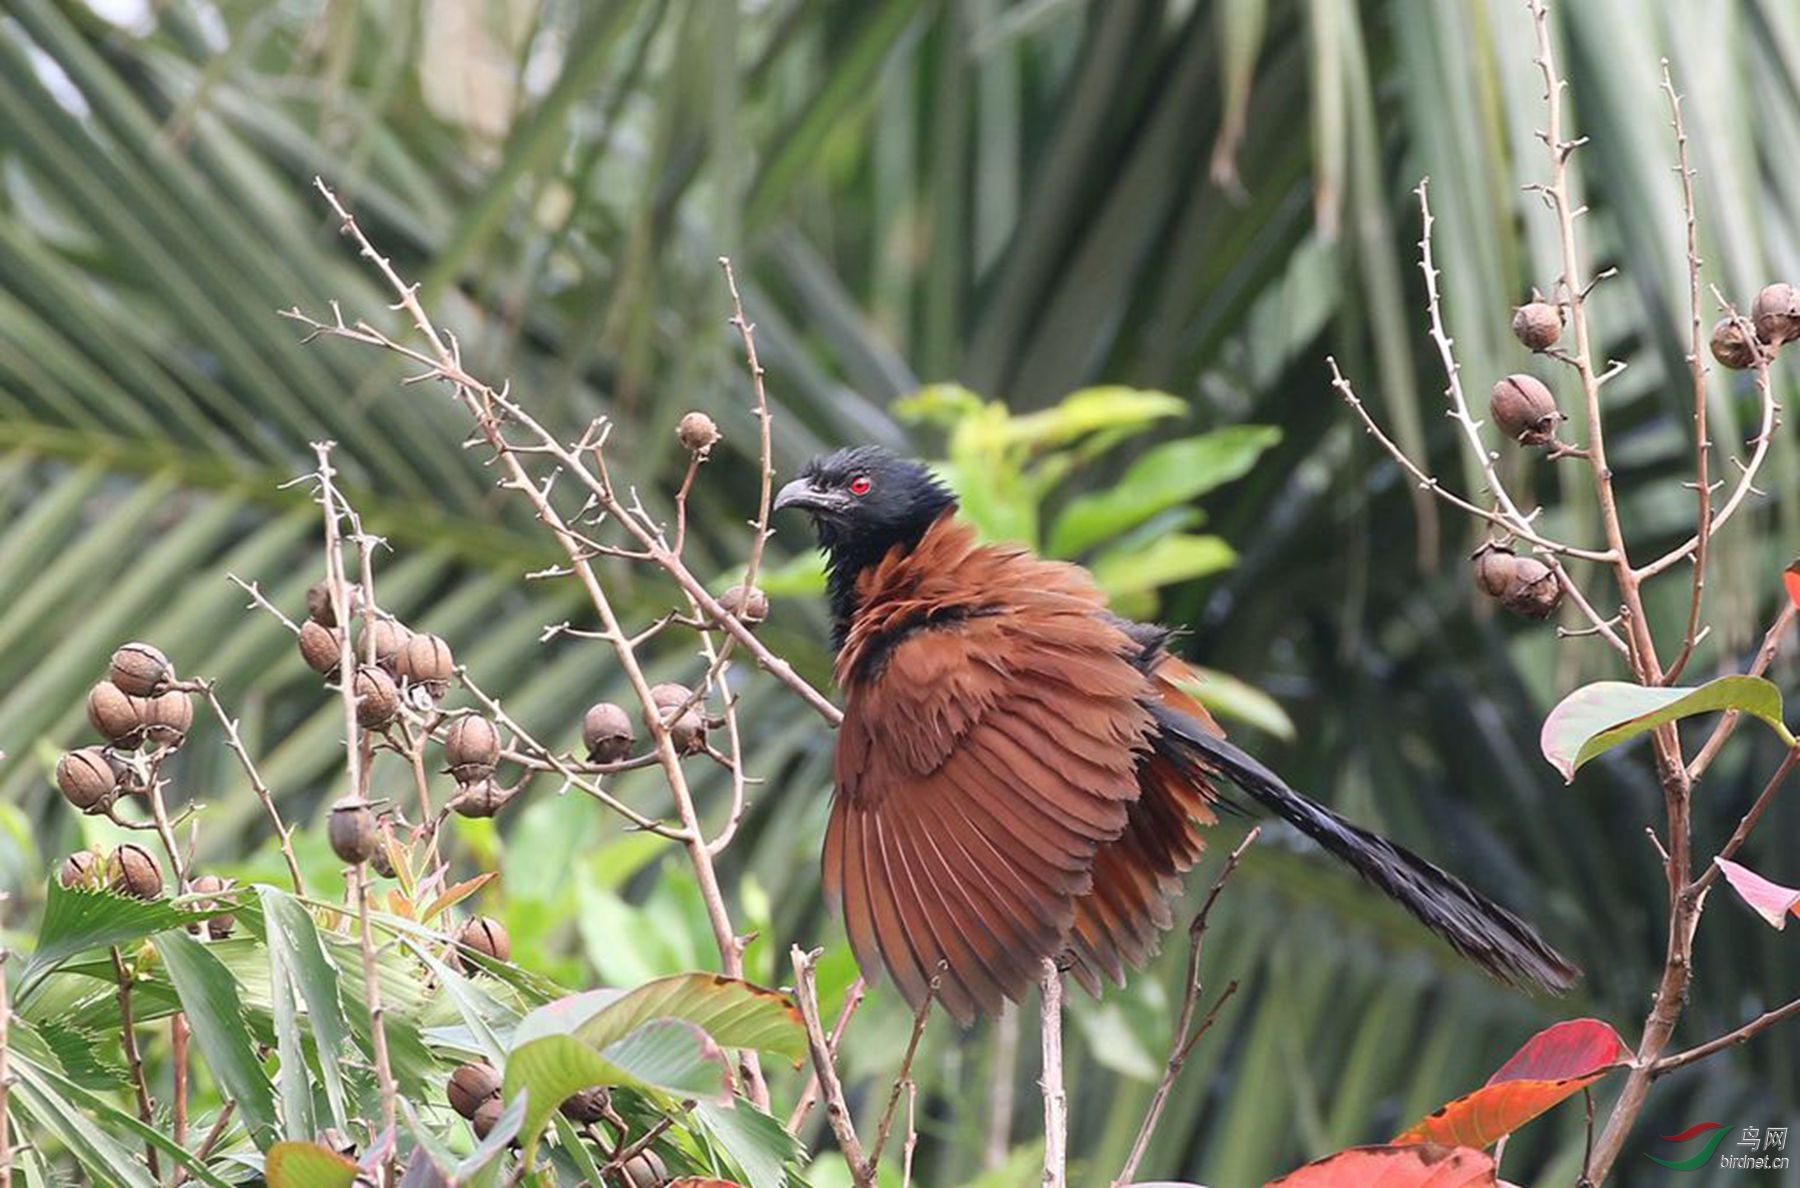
[827,609,1153,1023]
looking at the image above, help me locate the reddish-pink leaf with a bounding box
[1268,1144,1496,1187]
[1716,858,1800,929]
[1393,1019,1629,1149]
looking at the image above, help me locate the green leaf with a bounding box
[1539,676,1794,781]
[503,1020,731,1160]
[20,878,211,994]
[34,1018,128,1090]
[1090,533,1237,598]
[154,929,280,1148]
[1170,666,1298,741]
[264,1142,359,1188]
[692,1099,805,1188]
[1000,386,1187,449]
[513,972,807,1059]
[1049,425,1281,555]
[260,887,353,1131]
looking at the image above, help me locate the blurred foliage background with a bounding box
[1,0,1799,1184]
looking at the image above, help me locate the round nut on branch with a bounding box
[643,684,705,755]
[142,689,194,748]
[1489,374,1563,446]
[620,1151,667,1188]
[447,1062,502,1120]
[328,799,380,865]
[107,843,164,899]
[86,681,146,748]
[1500,555,1564,620]
[106,751,150,798]
[470,1096,504,1141]
[559,1086,609,1124]
[188,874,237,939]
[60,849,103,889]
[444,715,501,781]
[1471,543,1520,601]
[358,618,412,674]
[305,578,360,628]
[1752,282,1800,345]
[1511,300,1564,352]
[395,632,454,698]
[369,825,400,879]
[108,642,173,697]
[582,702,635,764]
[56,747,118,813]
[717,584,769,626]
[354,665,400,730]
[298,620,344,678]
[450,778,516,820]
[455,916,511,965]
[676,411,721,454]
[1710,317,1759,370]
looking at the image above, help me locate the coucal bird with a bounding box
[775,445,1576,1024]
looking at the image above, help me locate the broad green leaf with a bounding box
[264,1142,359,1188]
[1000,386,1187,449]
[268,920,316,1140]
[691,1100,804,1188]
[1539,676,1794,781]
[33,1018,127,1089]
[1050,425,1281,555]
[1091,533,1237,598]
[154,929,280,1148]
[456,1093,527,1188]
[512,972,806,1060]
[20,878,211,994]
[260,887,353,1131]
[503,1019,731,1159]
[1170,666,1298,741]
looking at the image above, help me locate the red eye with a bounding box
[848,475,873,496]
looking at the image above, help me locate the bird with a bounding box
[773,444,1577,1024]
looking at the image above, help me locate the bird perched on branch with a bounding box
[774,445,1576,1024]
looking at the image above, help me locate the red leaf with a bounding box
[1715,858,1800,929]
[1268,1144,1496,1187]
[1784,560,1800,611]
[1393,1019,1629,1149]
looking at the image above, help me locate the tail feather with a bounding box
[1152,705,1578,993]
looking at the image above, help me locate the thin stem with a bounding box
[786,976,866,1132]
[1689,746,1800,897]
[111,948,160,1180]
[1039,958,1067,1188]
[194,680,305,894]
[1651,995,1800,1076]
[1113,828,1258,1186]
[791,947,874,1187]
[1658,61,1711,685]
[869,970,939,1174]
[984,1005,1020,1169]
[350,863,398,1152]
[1689,602,1798,782]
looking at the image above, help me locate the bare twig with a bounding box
[786,975,866,1132]
[1689,601,1798,782]
[1689,746,1800,897]
[791,946,874,1187]
[349,863,397,1152]
[1658,62,1710,684]
[869,969,940,1174]
[1039,958,1067,1188]
[111,948,160,1179]
[193,679,305,894]
[1651,995,1800,1076]
[1113,828,1259,1186]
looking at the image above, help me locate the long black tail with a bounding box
[1154,706,1578,992]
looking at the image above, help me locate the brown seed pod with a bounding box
[644,684,705,754]
[717,584,769,626]
[189,874,237,939]
[107,843,164,899]
[582,702,635,764]
[676,411,721,454]
[1511,301,1564,352]
[305,578,360,628]
[620,1151,668,1188]
[328,799,380,865]
[354,666,400,730]
[1752,282,1800,345]
[470,1096,504,1141]
[358,618,412,674]
[59,850,102,890]
[142,690,194,748]
[369,826,400,880]
[395,633,454,698]
[447,1062,502,1120]
[450,778,516,820]
[1471,543,1519,601]
[298,620,344,678]
[1710,317,1758,370]
[86,681,146,748]
[445,715,501,781]
[1501,556,1564,620]
[1489,374,1563,447]
[559,1086,610,1124]
[56,747,118,813]
[108,642,173,697]
[456,916,511,964]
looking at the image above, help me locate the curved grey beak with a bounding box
[773,477,850,517]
